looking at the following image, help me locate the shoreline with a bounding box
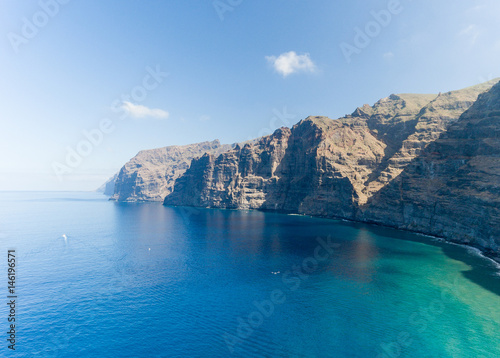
[307,214,500,267]
[436,239,500,270]
[184,203,500,267]
[319,214,500,267]
[258,207,500,267]
[109,196,500,268]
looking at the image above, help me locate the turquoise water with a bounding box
[0,191,499,357]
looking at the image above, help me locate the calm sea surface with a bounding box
[0,191,499,357]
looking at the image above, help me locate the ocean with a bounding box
[1,191,499,357]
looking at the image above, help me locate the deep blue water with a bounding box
[0,191,499,357]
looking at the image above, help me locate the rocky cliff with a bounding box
[163,79,500,256]
[96,173,117,196]
[110,140,234,201]
[360,81,500,256]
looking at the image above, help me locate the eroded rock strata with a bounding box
[163,80,500,256]
[111,140,234,202]
[360,81,500,255]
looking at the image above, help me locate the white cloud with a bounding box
[199,115,211,122]
[266,51,316,77]
[121,101,169,119]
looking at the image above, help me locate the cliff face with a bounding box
[164,127,293,209]
[164,80,500,255]
[111,140,233,202]
[96,173,117,196]
[360,82,500,255]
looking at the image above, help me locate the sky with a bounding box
[1,0,500,191]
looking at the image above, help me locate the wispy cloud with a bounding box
[465,4,486,13]
[383,52,394,60]
[266,51,316,77]
[459,24,480,45]
[121,101,169,119]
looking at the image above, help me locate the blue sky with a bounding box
[1,0,500,191]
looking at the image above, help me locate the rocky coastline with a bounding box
[103,79,500,262]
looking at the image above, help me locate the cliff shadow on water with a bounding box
[292,215,500,298]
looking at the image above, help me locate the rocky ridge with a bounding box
[96,173,117,196]
[110,140,234,201]
[360,81,500,255]
[163,79,500,256]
